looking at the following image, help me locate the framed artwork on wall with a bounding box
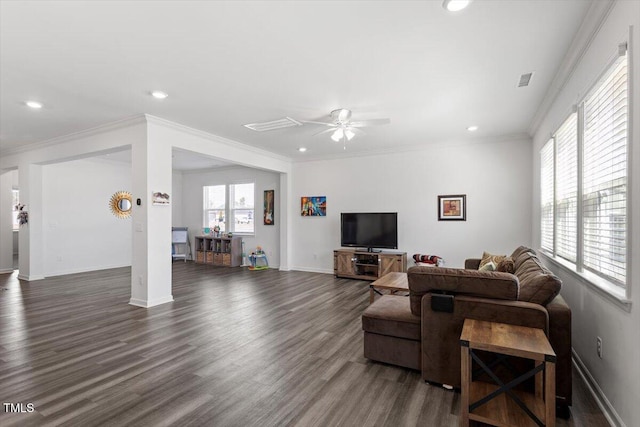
[438,194,466,221]
[264,190,274,225]
[300,196,326,216]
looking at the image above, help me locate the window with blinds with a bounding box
[539,46,628,293]
[540,139,554,253]
[554,113,578,262]
[582,52,628,285]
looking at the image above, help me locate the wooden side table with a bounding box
[368,272,408,304]
[460,319,556,427]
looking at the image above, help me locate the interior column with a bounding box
[0,171,13,273]
[129,122,173,307]
[17,163,44,280]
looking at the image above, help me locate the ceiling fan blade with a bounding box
[301,120,337,127]
[349,118,391,127]
[312,128,338,137]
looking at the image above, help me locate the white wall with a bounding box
[181,166,281,267]
[291,137,533,273]
[172,171,183,227]
[530,1,640,425]
[41,157,132,276]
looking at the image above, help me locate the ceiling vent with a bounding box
[517,72,534,88]
[243,117,302,132]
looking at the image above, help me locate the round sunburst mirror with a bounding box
[109,191,133,219]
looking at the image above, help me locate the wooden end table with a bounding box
[460,319,556,427]
[369,272,408,304]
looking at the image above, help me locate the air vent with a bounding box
[517,72,534,88]
[243,117,302,132]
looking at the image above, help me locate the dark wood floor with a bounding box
[0,263,609,426]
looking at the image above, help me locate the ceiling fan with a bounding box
[302,108,390,146]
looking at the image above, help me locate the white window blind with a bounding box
[204,185,226,232]
[554,113,578,262]
[582,52,628,286]
[540,139,554,253]
[229,183,255,234]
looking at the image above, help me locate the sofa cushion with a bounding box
[496,257,516,274]
[516,257,562,305]
[362,295,420,341]
[479,252,507,269]
[511,245,537,260]
[408,266,519,316]
[479,261,496,271]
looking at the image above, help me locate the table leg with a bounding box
[460,346,470,426]
[545,360,556,427]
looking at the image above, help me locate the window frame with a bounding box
[203,182,255,236]
[539,43,631,305]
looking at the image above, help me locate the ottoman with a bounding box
[361,295,421,370]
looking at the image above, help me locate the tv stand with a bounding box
[334,249,407,281]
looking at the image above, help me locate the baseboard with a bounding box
[0,268,14,274]
[17,274,44,281]
[129,295,174,308]
[43,263,131,278]
[572,349,625,427]
[291,266,334,275]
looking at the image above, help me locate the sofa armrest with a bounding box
[465,258,481,270]
[420,294,549,389]
[408,266,519,316]
[546,294,572,406]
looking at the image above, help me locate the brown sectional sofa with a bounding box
[362,246,572,408]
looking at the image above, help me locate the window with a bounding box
[12,190,19,230]
[229,183,254,234]
[582,53,628,285]
[540,140,554,253]
[540,46,628,294]
[555,113,578,262]
[203,183,255,234]
[203,185,226,232]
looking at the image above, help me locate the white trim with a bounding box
[0,268,14,274]
[293,133,532,164]
[540,252,631,311]
[292,266,334,275]
[1,115,147,156]
[572,349,625,427]
[129,295,174,308]
[529,0,616,135]
[17,274,44,281]
[145,114,291,164]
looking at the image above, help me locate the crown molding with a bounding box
[292,132,532,164]
[0,115,147,157]
[528,0,616,135]
[144,114,293,165]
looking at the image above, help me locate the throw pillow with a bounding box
[496,257,515,274]
[479,261,496,271]
[479,252,507,269]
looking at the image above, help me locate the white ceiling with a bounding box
[0,1,593,162]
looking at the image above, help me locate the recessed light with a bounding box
[26,101,43,109]
[151,91,168,99]
[298,147,307,152]
[443,0,471,12]
[467,125,479,131]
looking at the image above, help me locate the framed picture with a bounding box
[438,194,466,221]
[264,190,275,225]
[152,191,170,205]
[301,196,326,216]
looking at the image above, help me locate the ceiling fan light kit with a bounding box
[443,0,472,12]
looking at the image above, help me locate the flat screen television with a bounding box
[341,212,398,252]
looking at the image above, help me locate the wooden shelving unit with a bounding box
[333,249,407,281]
[194,236,242,267]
